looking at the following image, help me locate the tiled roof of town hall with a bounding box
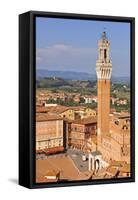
[73,116,97,125]
[36,113,63,122]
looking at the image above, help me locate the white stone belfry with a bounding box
[88,151,102,172]
[96,31,112,80]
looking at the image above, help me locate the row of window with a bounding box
[103,141,112,150]
[36,127,63,134]
[37,136,63,141]
[71,126,96,132]
[37,139,63,148]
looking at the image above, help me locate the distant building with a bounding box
[84,96,97,104]
[116,99,127,105]
[44,103,57,107]
[73,95,81,103]
[92,96,98,103]
[110,97,118,105]
[84,97,93,104]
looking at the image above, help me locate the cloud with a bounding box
[36,44,97,73]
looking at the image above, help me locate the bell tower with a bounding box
[96,32,112,136]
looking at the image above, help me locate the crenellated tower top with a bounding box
[96,32,112,80]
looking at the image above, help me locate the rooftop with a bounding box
[120,164,130,173]
[110,160,127,167]
[45,170,59,177]
[36,106,48,113]
[36,156,92,183]
[36,113,62,122]
[106,166,118,176]
[48,105,69,114]
[91,150,102,156]
[73,116,97,125]
[36,105,95,114]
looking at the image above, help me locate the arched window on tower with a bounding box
[104,49,107,60]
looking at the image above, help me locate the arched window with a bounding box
[104,49,107,59]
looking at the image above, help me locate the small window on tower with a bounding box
[104,49,107,59]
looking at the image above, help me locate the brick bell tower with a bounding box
[96,31,112,137]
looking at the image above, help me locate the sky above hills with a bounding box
[36,17,130,77]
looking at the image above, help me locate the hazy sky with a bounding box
[36,17,130,77]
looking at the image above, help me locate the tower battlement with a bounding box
[96,31,112,80]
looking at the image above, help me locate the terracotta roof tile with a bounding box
[45,170,60,177]
[110,160,127,167]
[120,164,130,173]
[73,116,97,125]
[36,113,63,122]
[106,166,118,176]
[36,106,48,113]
